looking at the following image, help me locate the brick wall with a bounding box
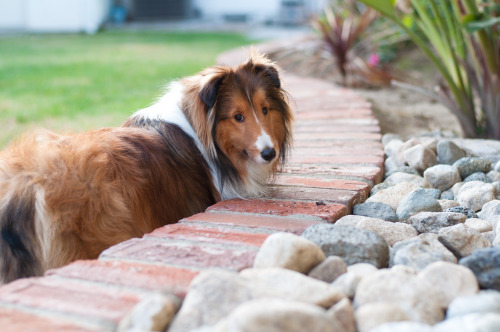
[0,68,383,331]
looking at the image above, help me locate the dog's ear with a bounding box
[255,64,281,90]
[199,72,226,112]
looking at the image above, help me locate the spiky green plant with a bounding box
[358,0,500,138]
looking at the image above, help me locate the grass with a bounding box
[0,30,252,146]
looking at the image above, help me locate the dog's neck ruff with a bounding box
[130,82,248,200]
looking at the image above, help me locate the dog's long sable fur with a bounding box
[0,54,293,284]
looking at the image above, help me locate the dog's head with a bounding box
[183,53,293,197]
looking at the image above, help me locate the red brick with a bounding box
[46,260,198,298]
[294,132,381,141]
[274,175,370,200]
[297,111,377,120]
[0,277,144,325]
[294,125,380,133]
[182,212,322,234]
[292,139,383,149]
[206,199,347,223]
[0,307,98,332]
[289,154,384,167]
[147,223,269,247]
[100,238,257,271]
[283,164,383,184]
[268,186,360,211]
[292,147,384,157]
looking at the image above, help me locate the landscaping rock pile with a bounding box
[169,133,500,332]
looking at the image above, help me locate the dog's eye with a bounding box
[234,114,245,122]
[262,107,268,115]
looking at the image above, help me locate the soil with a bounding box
[266,36,464,139]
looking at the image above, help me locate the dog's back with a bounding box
[0,126,217,284]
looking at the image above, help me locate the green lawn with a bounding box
[0,31,251,146]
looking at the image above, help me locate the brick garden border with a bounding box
[0,50,384,331]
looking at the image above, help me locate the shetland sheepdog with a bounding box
[0,54,293,284]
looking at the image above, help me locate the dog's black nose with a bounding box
[261,147,276,162]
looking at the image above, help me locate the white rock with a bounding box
[452,182,464,196]
[240,268,346,308]
[384,172,431,188]
[434,313,500,332]
[456,181,496,212]
[438,224,491,259]
[366,182,420,210]
[397,138,420,164]
[447,290,500,318]
[418,261,479,308]
[369,321,433,332]
[169,269,345,332]
[328,298,356,332]
[439,199,460,210]
[404,144,437,173]
[308,256,347,283]
[424,164,461,191]
[465,218,493,233]
[209,298,341,332]
[478,200,500,228]
[384,139,404,158]
[385,155,406,175]
[355,303,410,332]
[356,218,418,246]
[118,293,178,332]
[354,267,444,324]
[332,263,378,299]
[335,215,377,227]
[418,233,457,263]
[253,232,325,274]
[487,171,500,182]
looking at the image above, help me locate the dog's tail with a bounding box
[0,187,42,284]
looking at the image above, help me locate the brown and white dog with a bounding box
[0,54,293,284]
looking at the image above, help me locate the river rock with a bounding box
[434,313,500,332]
[465,218,493,233]
[386,166,420,178]
[423,164,461,191]
[332,263,378,299]
[168,268,345,331]
[438,224,491,259]
[404,144,437,173]
[397,138,420,163]
[455,181,496,212]
[301,224,389,268]
[354,303,410,332]
[459,246,500,290]
[439,199,460,210]
[464,172,489,183]
[118,293,177,332]
[328,298,356,332]
[390,237,456,270]
[366,182,419,210]
[352,201,398,222]
[437,140,467,164]
[444,206,478,218]
[382,133,403,146]
[419,261,479,308]
[409,211,466,234]
[447,290,500,318]
[384,156,405,178]
[253,232,325,274]
[488,171,500,182]
[210,298,342,332]
[354,267,444,324]
[371,182,391,196]
[453,157,492,179]
[478,200,500,226]
[308,256,347,283]
[240,268,346,308]
[440,189,455,200]
[495,160,500,172]
[356,218,418,246]
[396,188,442,220]
[369,321,433,332]
[384,138,404,158]
[384,172,431,188]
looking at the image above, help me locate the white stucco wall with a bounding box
[0,0,110,33]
